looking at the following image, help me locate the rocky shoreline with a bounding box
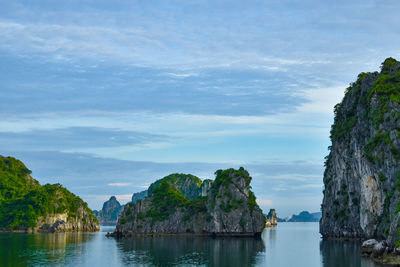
[362,239,400,265]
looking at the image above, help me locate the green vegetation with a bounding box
[0,156,97,230]
[140,167,257,225]
[146,180,189,225]
[147,173,202,199]
[211,167,255,213]
[329,72,369,142]
[146,179,211,225]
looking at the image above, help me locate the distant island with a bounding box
[93,196,124,225]
[0,155,99,232]
[278,211,321,222]
[108,168,266,237]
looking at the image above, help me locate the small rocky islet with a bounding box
[0,155,99,233]
[320,58,400,264]
[108,168,267,237]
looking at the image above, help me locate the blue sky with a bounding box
[1,0,399,216]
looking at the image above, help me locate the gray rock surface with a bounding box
[36,206,100,232]
[320,58,400,247]
[131,190,148,203]
[266,209,277,226]
[96,196,124,225]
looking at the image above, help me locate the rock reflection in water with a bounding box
[117,236,265,266]
[0,232,93,266]
[320,239,384,267]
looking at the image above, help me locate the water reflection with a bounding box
[0,232,94,266]
[0,223,388,266]
[117,235,265,266]
[320,239,384,267]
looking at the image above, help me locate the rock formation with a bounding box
[265,209,277,227]
[110,168,266,237]
[0,155,99,232]
[132,190,148,204]
[95,196,124,225]
[320,58,400,247]
[130,174,208,204]
[147,173,204,199]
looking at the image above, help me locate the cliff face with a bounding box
[320,58,400,246]
[132,190,148,204]
[95,196,124,225]
[36,206,99,232]
[0,155,99,232]
[112,168,266,237]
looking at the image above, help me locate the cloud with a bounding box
[295,86,346,114]
[256,199,273,206]
[107,183,131,187]
[0,126,168,151]
[115,194,134,201]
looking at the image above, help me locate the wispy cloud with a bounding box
[107,183,131,187]
[0,126,169,151]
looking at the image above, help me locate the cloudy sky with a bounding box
[1,0,399,216]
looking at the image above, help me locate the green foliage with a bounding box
[381,57,399,74]
[137,212,145,221]
[363,131,400,164]
[247,191,257,213]
[330,99,358,142]
[212,167,250,195]
[146,180,188,224]
[135,167,259,225]
[378,172,387,182]
[239,218,245,229]
[0,156,97,230]
[147,173,202,198]
[186,196,207,214]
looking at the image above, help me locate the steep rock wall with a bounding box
[320,58,400,246]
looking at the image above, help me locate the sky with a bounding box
[1,0,400,217]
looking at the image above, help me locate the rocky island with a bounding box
[0,155,99,232]
[109,168,266,237]
[94,196,124,225]
[279,211,321,222]
[265,208,277,227]
[320,58,400,263]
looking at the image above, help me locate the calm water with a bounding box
[0,223,384,267]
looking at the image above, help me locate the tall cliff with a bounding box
[95,196,124,225]
[0,155,99,232]
[112,168,266,237]
[320,58,400,246]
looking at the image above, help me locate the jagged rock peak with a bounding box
[96,195,124,225]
